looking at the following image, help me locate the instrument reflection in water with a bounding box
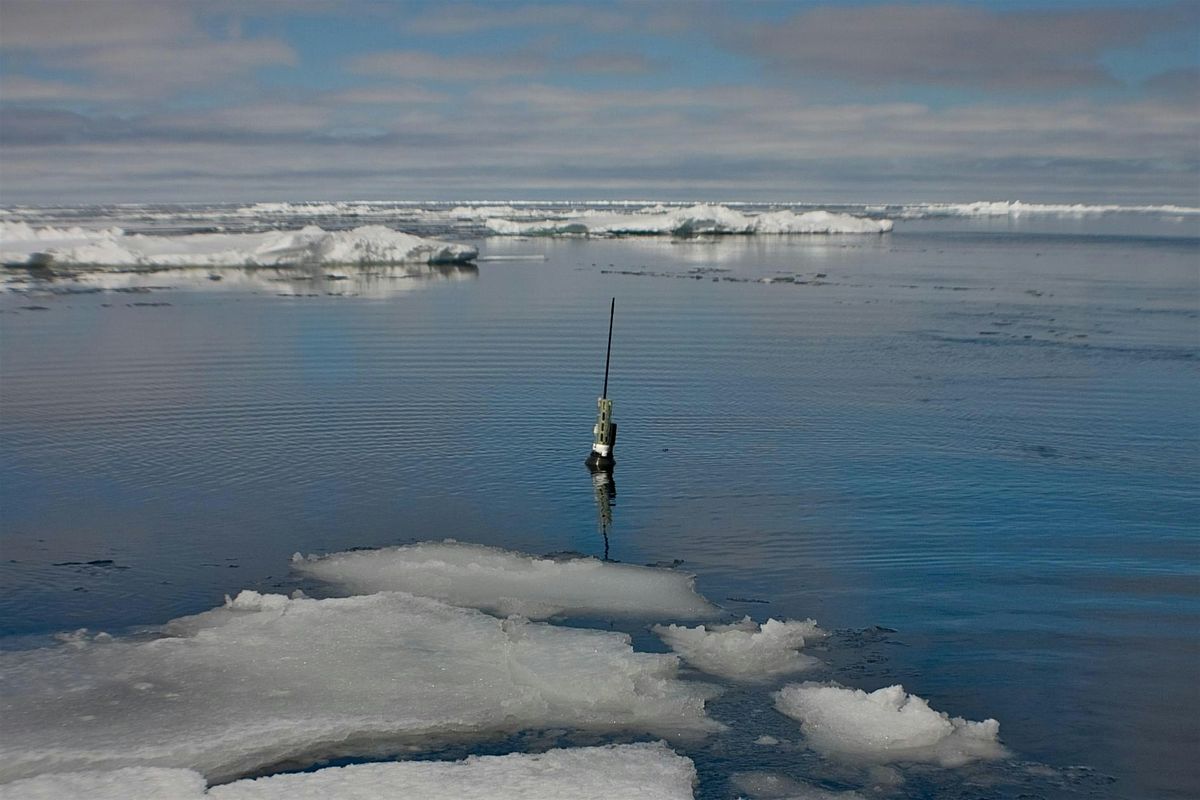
[588,464,616,561]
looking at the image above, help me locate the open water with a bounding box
[1,206,1197,798]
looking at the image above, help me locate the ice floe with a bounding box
[652,617,825,681]
[291,541,719,621]
[484,204,892,236]
[773,683,1007,767]
[0,743,695,800]
[0,222,476,268]
[0,590,718,784]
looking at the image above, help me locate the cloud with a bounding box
[724,3,1198,90]
[3,82,1195,203]
[347,50,548,82]
[333,86,449,105]
[1,0,296,97]
[567,52,660,75]
[346,47,659,82]
[405,3,629,35]
[0,77,100,103]
[1,1,1196,203]
[1141,67,1200,98]
[1,0,194,49]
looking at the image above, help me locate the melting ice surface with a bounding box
[483,204,893,236]
[0,743,695,800]
[774,683,1007,767]
[0,587,718,784]
[0,222,477,268]
[291,540,720,620]
[653,617,825,682]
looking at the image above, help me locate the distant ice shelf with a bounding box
[0,222,477,268]
[483,204,894,236]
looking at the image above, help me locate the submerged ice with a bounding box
[0,222,477,268]
[653,617,825,682]
[0,589,718,784]
[291,541,719,620]
[0,743,696,800]
[484,204,892,236]
[774,683,1007,767]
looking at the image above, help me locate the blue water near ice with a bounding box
[1,210,1197,798]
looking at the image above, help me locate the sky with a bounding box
[0,0,1197,204]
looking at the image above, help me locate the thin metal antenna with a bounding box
[601,297,614,398]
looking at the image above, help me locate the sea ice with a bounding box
[773,683,1007,767]
[484,204,892,236]
[0,222,477,268]
[0,743,696,800]
[0,767,206,800]
[652,617,825,681]
[291,541,720,621]
[0,590,719,784]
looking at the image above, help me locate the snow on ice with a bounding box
[0,590,719,784]
[291,540,720,621]
[0,222,477,268]
[653,617,825,682]
[484,204,893,236]
[0,743,696,800]
[773,683,1007,767]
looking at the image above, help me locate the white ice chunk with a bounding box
[0,743,696,800]
[0,591,719,784]
[292,541,720,621]
[653,617,825,681]
[773,683,1007,767]
[0,223,476,267]
[484,204,892,236]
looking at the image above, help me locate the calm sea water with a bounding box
[1,210,1197,798]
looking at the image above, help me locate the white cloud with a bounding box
[348,50,547,82]
[1,0,296,97]
[722,2,1198,90]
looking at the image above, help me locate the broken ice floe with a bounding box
[0,590,719,784]
[773,683,1007,767]
[291,540,719,621]
[484,204,892,236]
[653,617,825,682]
[0,222,476,268]
[0,743,695,800]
